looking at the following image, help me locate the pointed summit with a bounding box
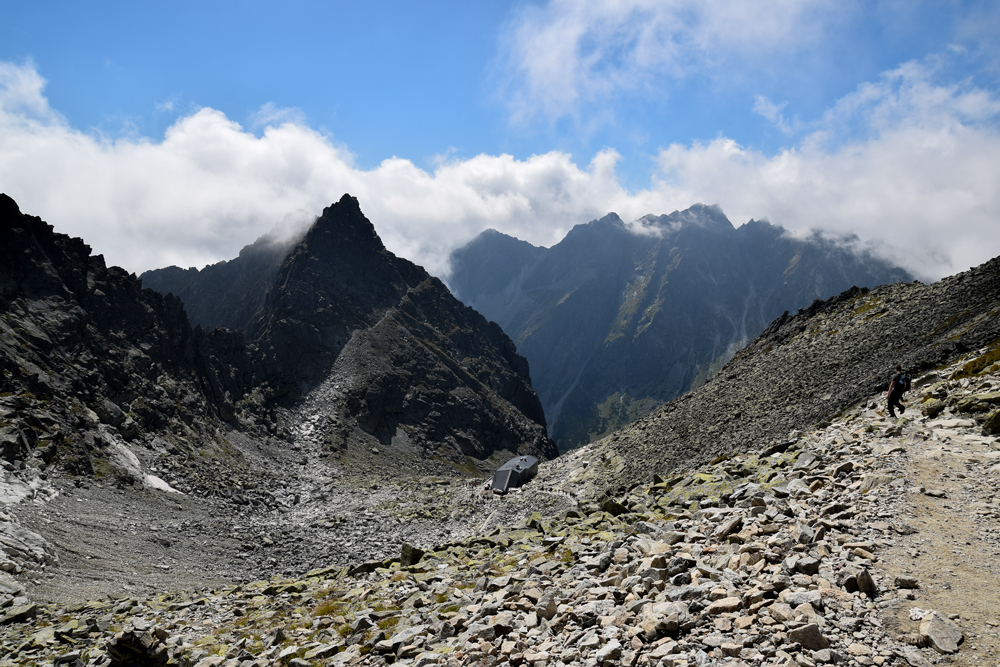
[245,196,556,462]
[307,193,386,259]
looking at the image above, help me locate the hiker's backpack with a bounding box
[900,373,911,393]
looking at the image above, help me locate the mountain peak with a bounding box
[640,203,734,233]
[561,211,627,244]
[311,193,383,251]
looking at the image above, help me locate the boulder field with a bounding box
[3,348,1000,667]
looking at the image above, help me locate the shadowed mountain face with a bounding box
[139,224,303,335]
[249,195,553,462]
[0,193,554,494]
[449,205,912,450]
[143,194,555,465]
[0,193,267,484]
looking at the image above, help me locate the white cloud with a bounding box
[640,60,1000,280]
[752,95,797,135]
[496,0,837,124]
[0,60,998,285]
[249,102,308,129]
[0,59,60,120]
[0,62,623,277]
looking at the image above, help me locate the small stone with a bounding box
[721,642,743,657]
[193,658,226,667]
[783,589,823,610]
[401,543,425,566]
[839,566,877,595]
[705,597,741,614]
[768,602,795,622]
[595,638,622,664]
[796,557,821,575]
[0,603,37,625]
[920,610,963,654]
[787,623,829,650]
[792,522,815,544]
[900,646,932,667]
[714,517,742,539]
[278,645,302,660]
[847,643,873,656]
[811,649,835,664]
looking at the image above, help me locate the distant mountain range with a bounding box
[448,204,912,450]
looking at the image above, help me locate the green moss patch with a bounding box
[951,338,1000,379]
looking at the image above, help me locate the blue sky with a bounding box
[2,1,1000,280]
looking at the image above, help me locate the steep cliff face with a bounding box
[449,205,912,450]
[0,193,268,485]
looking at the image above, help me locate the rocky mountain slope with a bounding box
[251,197,551,465]
[568,254,1000,498]
[4,347,1000,666]
[449,206,911,450]
[0,192,269,489]
[1,192,553,486]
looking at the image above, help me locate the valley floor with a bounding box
[2,354,1000,667]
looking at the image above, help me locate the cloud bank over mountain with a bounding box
[1,57,998,281]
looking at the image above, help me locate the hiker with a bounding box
[887,364,909,418]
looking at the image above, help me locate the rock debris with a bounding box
[3,351,999,667]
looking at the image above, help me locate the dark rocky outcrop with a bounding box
[251,195,554,464]
[0,193,268,486]
[586,253,1000,494]
[449,205,911,450]
[7,358,1000,665]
